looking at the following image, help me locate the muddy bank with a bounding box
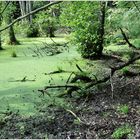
[0,75,140,139]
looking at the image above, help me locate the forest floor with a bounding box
[0,36,140,138]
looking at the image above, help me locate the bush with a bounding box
[26,24,39,37]
[112,124,133,139]
[122,67,129,75]
[117,104,129,114]
[11,51,17,57]
[41,23,55,37]
[60,2,104,58]
[133,39,140,49]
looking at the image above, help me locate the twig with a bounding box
[0,1,10,16]
[8,76,36,82]
[66,109,85,124]
[120,27,138,50]
[110,73,114,99]
[66,72,75,84]
[133,1,140,14]
[46,70,71,75]
[76,64,84,72]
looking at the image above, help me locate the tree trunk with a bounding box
[28,1,33,24]
[8,16,20,45]
[0,34,3,50]
[96,1,106,57]
[48,26,55,37]
[19,1,32,24]
[19,1,26,23]
[0,3,3,50]
[83,2,106,59]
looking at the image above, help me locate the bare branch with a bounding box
[119,27,137,49]
[0,1,62,32]
[86,54,140,89]
[44,84,79,90]
[133,1,140,14]
[0,1,10,16]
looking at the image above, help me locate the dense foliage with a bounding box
[60,2,104,58]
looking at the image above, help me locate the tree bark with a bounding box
[19,1,26,23]
[0,34,2,50]
[84,2,106,59]
[0,2,3,50]
[96,1,106,56]
[25,1,32,24]
[28,1,33,24]
[7,15,19,45]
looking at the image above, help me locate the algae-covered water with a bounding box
[0,37,87,116]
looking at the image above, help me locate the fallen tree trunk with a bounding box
[86,54,140,89]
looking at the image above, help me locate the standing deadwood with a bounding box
[25,1,32,24]
[96,1,106,57]
[19,1,26,23]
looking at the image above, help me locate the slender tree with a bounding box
[0,9,2,50]
[95,1,106,57]
[0,1,10,49]
[6,2,20,45]
[7,14,20,45]
[60,1,106,59]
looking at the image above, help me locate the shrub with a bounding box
[26,24,39,37]
[11,51,17,57]
[117,104,129,114]
[133,39,140,49]
[122,67,129,75]
[112,124,133,139]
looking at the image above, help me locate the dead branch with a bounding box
[8,76,36,82]
[66,72,75,90]
[44,84,80,90]
[38,84,81,97]
[49,37,62,46]
[103,54,124,62]
[0,1,10,16]
[0,1,62,32]
[70,74,92,83]
[133,1,140,14]
[38,89,51,97]
[45,70,71,75]
[76,64,84,72]
[65,109,87,125]
[120,27,138,50]
[86,54,140,89]
[121,70,140,77]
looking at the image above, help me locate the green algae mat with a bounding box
[0,37,87,116]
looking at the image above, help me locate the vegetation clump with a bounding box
[26,24,39,37]
[117,104,129,114]
[11,50,17,57]
[112,124,133,139]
